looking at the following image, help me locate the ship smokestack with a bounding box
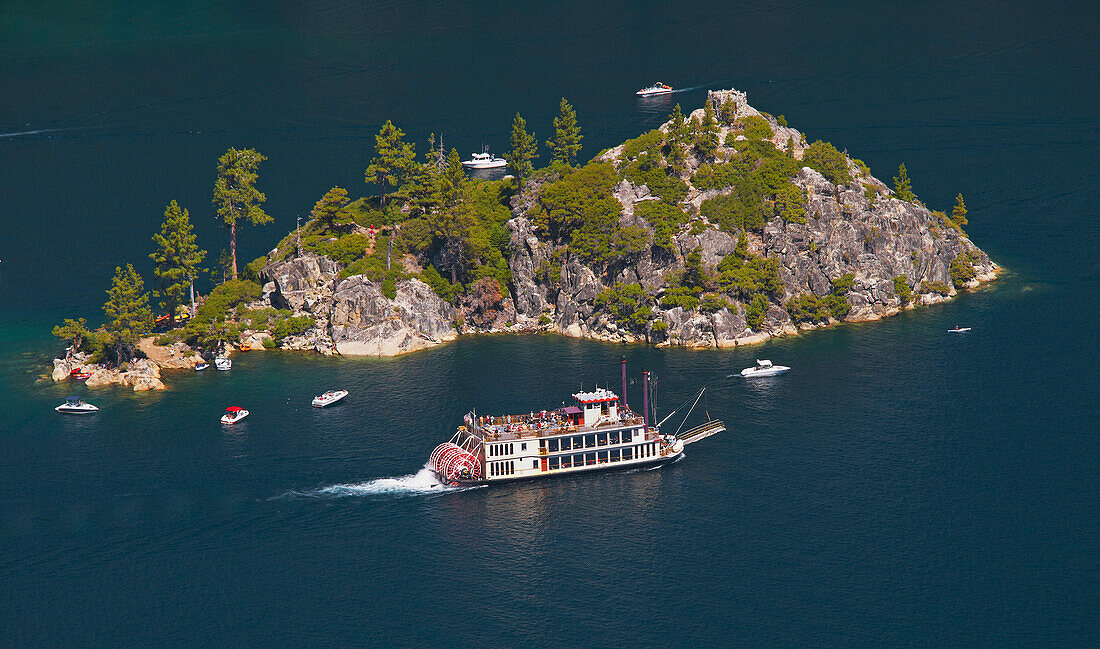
[621,357,628,410]
[642,370,650,430]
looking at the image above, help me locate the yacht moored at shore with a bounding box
[461,151,507,169]
[428,362,723,486]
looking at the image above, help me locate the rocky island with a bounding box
[51,88,996,388]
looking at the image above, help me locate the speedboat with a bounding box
[636,82,673,96]
[461,151,507,169]
[55,395,99,414]
[312,389,349,408]
[215,357,232,371]
[948,326,971,333]
[220,406,249,425]
[73,371,91,380]
[195,361,209,371]
[740,359,791,378]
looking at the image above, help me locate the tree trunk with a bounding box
[230,220,238,280]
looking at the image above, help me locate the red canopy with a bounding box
[226,406,244,412]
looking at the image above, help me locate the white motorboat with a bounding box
[220,406,249,425]
[948,326,971,333]
[461,151,507,169]
[740,359,791,378]
[312,389,349,408]
[55,395,99,414]
[636,82,673,96]
[215,357,232,371]
[195,361,209,371]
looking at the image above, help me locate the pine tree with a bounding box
[102,264,154,364]
[364,120,416,206]
[695,102,719,158]
[951,193,968,227]
[310,187,351,230]
[546,97,583,166]
[506,113,538,188]
[150,200,206,322]
[441,147,466,207]
[213,148,271,280]
[893,163,915,202]
[668,104,687,143]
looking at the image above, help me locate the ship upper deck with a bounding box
[463,408,647,442]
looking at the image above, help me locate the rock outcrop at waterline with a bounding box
[246,87,996,355]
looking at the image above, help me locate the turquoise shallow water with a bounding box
[1,2,1098,646]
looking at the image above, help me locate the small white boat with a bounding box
[740,359,791,378]
[461,151,507,169]
[195,362,209,371]
[55,395,99,414]
[312,389,349,408]
[948,326,971,333]
[215,357,232,371]
[220,406,249,425]
[636,82,673,96]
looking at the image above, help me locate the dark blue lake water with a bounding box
[1,2,1097,646]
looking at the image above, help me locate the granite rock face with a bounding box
[327,277,457,356]
[260,252,340,313]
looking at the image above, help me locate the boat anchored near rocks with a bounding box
[428,362,724,486]
[55,395,98,414]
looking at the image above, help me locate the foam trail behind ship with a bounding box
[276,465,479,499]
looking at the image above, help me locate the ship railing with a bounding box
[677,420,726,446]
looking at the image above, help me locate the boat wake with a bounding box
[276,466,475,500]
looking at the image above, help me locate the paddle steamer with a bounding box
[428,362,724,485]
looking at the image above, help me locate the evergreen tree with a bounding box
[506,113,538,187]
[53,318,90,355]
[668,104,688,143]
[546,97,583,166]
[951,193,968,227]
[364,120,416,206]
[310,186,351,230]
[893,163,916,202]
[213,148,271,280]
[695,102,719,158]
[441,147,466,206]
[150,200,206,321]
[102,264,154,364]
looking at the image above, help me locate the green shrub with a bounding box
[717,255,783,301]
[893,276,912,305]
[594,282,652,333]
[920,281,951,296]
[776,115,788,127]
[420,265,463,302]
[786,294,830,323]
[746,294,769,329]
[824,294,850,320]
[538,314,552,326]
[699,293,732,313]
[621,129,664,161]
[831,272,855,295]
[774,183,806,223]
[741,115,774,141]
[635,201,687,253]
[802,141,851,185]
[261,337,276,349]
[660,285,702,310]
[949,254,976,287]
[381,277,397,299]
[316,234,371,266]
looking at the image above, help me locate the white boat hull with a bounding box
[461,160,507,169]
[741,366,790,377]
[215,357,231,371]
[948,328,971,333]
[55,404,99,414]
[636,88,672,96]
[221,410,249,425]
[312,390,348,407]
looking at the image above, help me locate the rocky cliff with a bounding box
[251,87,995,356]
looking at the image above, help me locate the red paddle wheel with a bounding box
[429,441,482,483]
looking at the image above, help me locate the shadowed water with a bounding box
[1,1,1097,647]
